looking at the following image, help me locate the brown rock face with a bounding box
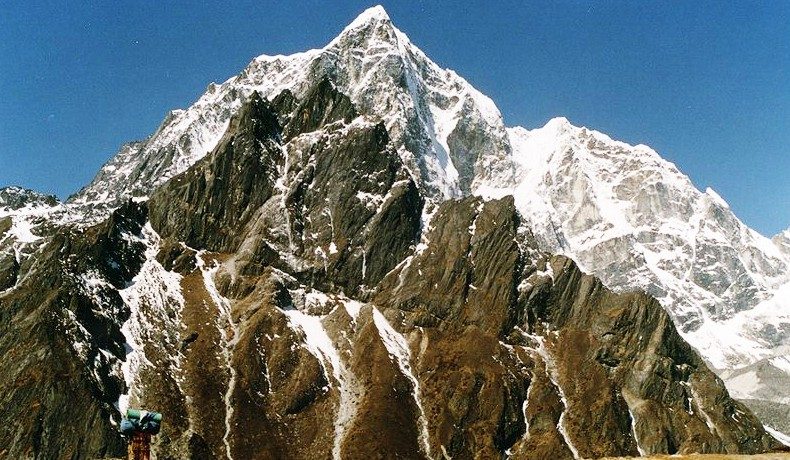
[0,202,147,459]
[0,85,782,459]
[371,196,779,458]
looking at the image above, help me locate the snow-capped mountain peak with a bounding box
[348,4,390,22]
[328,5,393,44]
[71,6,512,209]
[542,116,573,131]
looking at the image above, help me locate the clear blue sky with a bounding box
[1,1,788,235]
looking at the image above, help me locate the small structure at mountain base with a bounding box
[120,408,162,460]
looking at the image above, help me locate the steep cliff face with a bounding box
[1,80,783,459]
[374,196,776,458]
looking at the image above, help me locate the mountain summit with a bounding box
[71,4,512,209]
[1,6,788,458]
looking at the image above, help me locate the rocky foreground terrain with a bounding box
[1,5,788,459]
[603,455,790,460]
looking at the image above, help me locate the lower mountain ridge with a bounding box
[0,83,784,459]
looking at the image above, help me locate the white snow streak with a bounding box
[283,309,342,384]
[197,253,239,460]
[689,383,720,441]
[371,307,431,457]
[765,425,790,447]
[627,408,646,456]
[522,331,580,459]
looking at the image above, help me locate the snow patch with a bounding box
[765,425,790,447]
[283,308,342,384]
[281,292,360,460]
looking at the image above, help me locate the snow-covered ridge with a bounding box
[477,118,790,376]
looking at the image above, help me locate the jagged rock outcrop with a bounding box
[150,81,422,295]
[0,249,18,290]
[149,91,284,252]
